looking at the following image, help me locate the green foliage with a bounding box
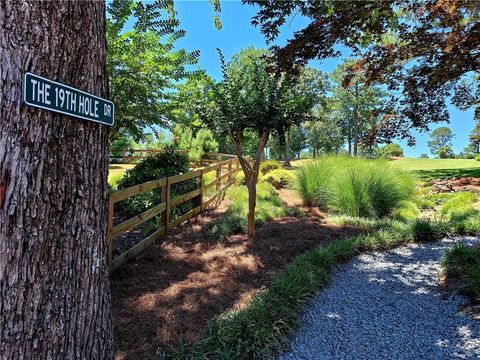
[259,160,282,175]
[304,117,344,156]
[116,147,192,216]
[476,155,480,161]
[174,125,219,161]
[437,145,455,159]
[438,192,477,221]
[329,60,389,155]
[428,127,454,156]
[392,201,420,222]
[108,174,124,192]
[381,143,404,157]
[234,171,246,186]
[209,48,324,144]
[190,128,219,161]
[410,219,449,243]
[442,243,480,302]
[206,183,287,241]
[297,156,415,218]
[260,169,296,189]
[248,2,478,142]
[106,0,200,141]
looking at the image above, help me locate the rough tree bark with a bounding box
[0,1,113,359]
[230,130,269,239]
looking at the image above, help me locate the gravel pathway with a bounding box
[279,238,480,360]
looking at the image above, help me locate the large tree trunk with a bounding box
[0,2,113,359]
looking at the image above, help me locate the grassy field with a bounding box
[108,164,134,186]
[391,158,480,180]
[293,157,480,181]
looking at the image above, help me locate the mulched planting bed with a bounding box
[429,177,480,194]
[110,195,362,360]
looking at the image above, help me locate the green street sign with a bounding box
[23,72,114,126]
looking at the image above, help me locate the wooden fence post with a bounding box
[228,159,232,184]
[107,196,114,271]
[164,178,170,229]
[216,162,221,191]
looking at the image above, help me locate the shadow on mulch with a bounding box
[110,197,363,360]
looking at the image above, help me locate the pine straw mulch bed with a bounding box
[110,191,363,360]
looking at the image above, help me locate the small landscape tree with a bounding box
[211,48,314,238]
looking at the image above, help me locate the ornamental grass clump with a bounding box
[297,156,415,218]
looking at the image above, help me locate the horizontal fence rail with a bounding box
[108,155,240,272]
[109,148,237,164]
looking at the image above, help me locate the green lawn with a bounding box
[108,164,134,186]
[391,158,480,181]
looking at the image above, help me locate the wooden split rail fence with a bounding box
[108,153,240,272]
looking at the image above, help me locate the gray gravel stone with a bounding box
[278,238,480,360]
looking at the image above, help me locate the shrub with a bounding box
[260,169,295,189]
[297,156,415,218]
[259,160,281,175]
[117,147,194,216]
[476,155,480,161]
[410,219,449,242]
[437,145,455,159]
[382,143,404,157]
[441,243,480,301]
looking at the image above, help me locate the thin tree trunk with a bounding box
[246,176,257,238]
[285,125,291,166]
[229,130,268,239]
[278,129,286,161]
[347,137,352,156]
[353,82,359,157]
[0,1,113,359]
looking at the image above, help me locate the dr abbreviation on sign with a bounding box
[23,72,114,126]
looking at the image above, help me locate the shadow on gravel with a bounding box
[279,239,480,360]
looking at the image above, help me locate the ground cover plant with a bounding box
[173,217,462,360]
[297,156,415,218]
[441,243,480,303]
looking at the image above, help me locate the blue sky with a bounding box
[171,0,474,157]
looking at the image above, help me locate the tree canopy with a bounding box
[246,0,480,141]
[428,126,455,155]
[107,0,200,141]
